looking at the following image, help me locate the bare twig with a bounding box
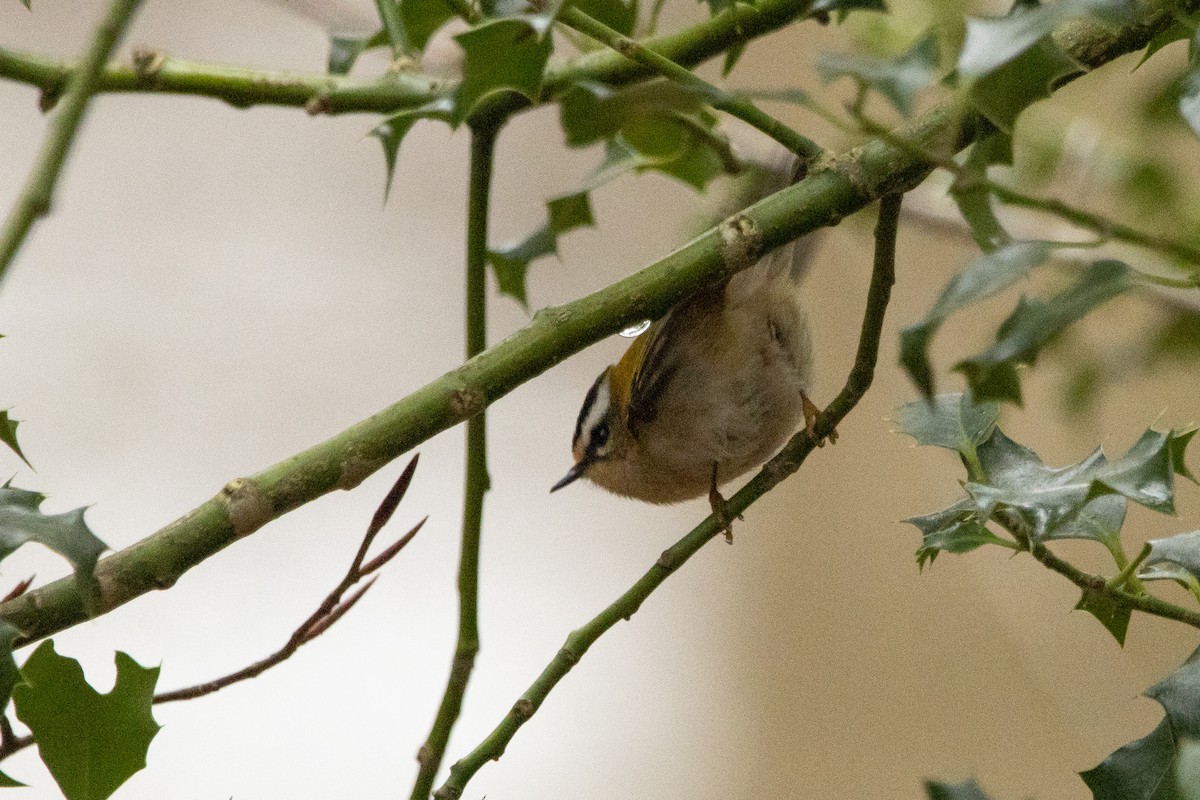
[433,194,903,800]
[153,455,424,705]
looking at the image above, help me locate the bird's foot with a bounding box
[709,464,742,544]
[802,393,838,447]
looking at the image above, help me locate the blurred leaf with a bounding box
[1171,428,1198,483]
[369,98,454,200]
[816,32,940,116]
[576,0,637,33]
[488,190,595,306]
[951,131,1014,252]
[811,0,887,23]
[0,482,106,603]
[1181,70,1200,139]
[958,0,1132,77]
[1137,16,1196,68]
[1147,309,1200,369]
[0,409,31,468]
[329,36,369,74]
[1076,583,1132,645]
[453,18,552,124]
[13,642,160,800]
[723,40,747,76]
[899,241,1051,399]
[967,36,1080,132]
[956,260,1132,404]
[925,779,992,800]
[0,620,20,711]
[892,391,999,455]
[401,0,456,50]
[559,80,710,148]
[1179,740,1200,800]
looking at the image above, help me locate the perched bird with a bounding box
[552,150,833,522]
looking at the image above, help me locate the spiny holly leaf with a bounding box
[559,80,713,148]
[370,98,454,201]
[892,391,999,456]
[925,778,992,800]
[0,483,106,602]
[488,190,595,306]
[899,241,1051,399]
[13,642,160,800]
[816,32,940,116]
[958,0,1133,77]
[1172,428,1198,484]
[956,259,1132,405]
[1136,15,1196,69]
[401,0,456,51]
[1143,530,1200,584]
[951,131,1014,252]
[328,30,388,74]
[967,35,1081,132]
[453,18,552,124]
[0,410,31,468]
[1083,646,1200,799]
[908,501,1014,568]
[1076,583,1132,645]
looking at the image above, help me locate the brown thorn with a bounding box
[362,516,427,575]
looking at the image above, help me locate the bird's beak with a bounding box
[550,461,587,493]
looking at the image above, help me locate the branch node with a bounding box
[131,48,166,81]
[450,386,486,421]
[305,93,333,115]
[511,697,535,721]
[717,213,762,276]
[217,477,272,538]
[558,645,580,665]
[337,444,378,491]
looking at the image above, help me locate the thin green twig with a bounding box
[409,119,498,800]
[559,7,825,164]
[0,0,147,285]
[373,0,412,58]
[432,194,903,800]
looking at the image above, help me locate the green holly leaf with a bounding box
[0,620,20,711]
[723,39,747,76]
[908,501,1013,568]
[950,131,1014,252]
[899,241,1052,399]
[0,409,31,468]
[1171,427,1198,484]
[559,80,712,148]
[488,190,595,306]
[816,32,940,116]
[924,778,992,800]
[892,391,999,456]
[956,259,1132,405]
[454,18,552,124]
[958,0,1132,77]
[810,0,887,23]
[13,642,160,800]
[0,482,106,604]
[1136,15,1195,69]
[1143,530,1200,584]
[369,99,454,201]
[1076,583,1132,645]
[967,35,1080,132]
[576,0,637,35]
[400,0,456,50]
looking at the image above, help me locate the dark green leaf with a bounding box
[0,483,106,603]
[1171,428,1198,484]
[454,19,552,124]
[810,0,887,21]
[1144,530,1200,583]
[576,0,637,35]
[1137,16,1195,68]
[1087,428,1183,514]
[400,0,456,50]
[956,259,1132,404]
[369,99,454,200]
[13,642,160,800]
[0,770,24,787]
[958,0,1132,77]
[899,241,1051,398]
[1076,584,1132,645]
[892,391,999,455]
[967,36,1080,132]
[925,778,992,800]
[816,32,940,116]
[1082,717,1179,800]
[0,620,20,711]
[488,190,595,306]
[723,40,747,76]
[951,132,1014,252]
[0,409,31,468]
[329,36,369,75]
[908,502,1013,569]
[559,80,710,148]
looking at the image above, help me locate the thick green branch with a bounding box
[0,0,1179,648]
[431,193,902,800]
[558,7,824,162]
[0,0,147,284]
[409,120,497,800]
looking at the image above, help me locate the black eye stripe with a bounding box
[573,371,607,446]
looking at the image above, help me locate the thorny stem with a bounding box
[0,0,147,286]
[432,194,903,800]
[560,7,825,166]
[409,120,498,800]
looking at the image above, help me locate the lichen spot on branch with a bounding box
[718,214,763,276]
[218,477,272,539]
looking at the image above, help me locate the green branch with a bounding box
[431,193,902,800]
[409,119,498,800]
[373,0,412,58]
[0,0,1178,648]
[558,7,824,162]
[0,0,147,285]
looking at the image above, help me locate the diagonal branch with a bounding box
[432,193,903,800]
[0,0,148,285]
[0,0,1179,651]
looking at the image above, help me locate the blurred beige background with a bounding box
[0,1,1198,798]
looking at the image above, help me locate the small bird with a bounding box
[551,150,833,527]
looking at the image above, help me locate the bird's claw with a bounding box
[802,393,838,447]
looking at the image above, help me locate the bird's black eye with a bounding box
[592,420,610,449]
